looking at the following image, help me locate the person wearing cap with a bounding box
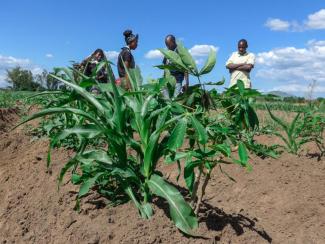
[226,39,255,89]
[117,29,139,90]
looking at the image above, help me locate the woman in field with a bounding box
[117,30,139,90]
[79,49,108,83]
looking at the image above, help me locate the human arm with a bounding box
[123,61,132,90]
[121,51,133,90]
[183,72,189,91]
[235,64,254,72]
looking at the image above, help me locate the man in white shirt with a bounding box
[226,39,255,88]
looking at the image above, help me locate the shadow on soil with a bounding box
[153,184,272,243]
[199,202,272,243]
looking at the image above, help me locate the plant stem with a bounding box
[190,167,202,208]
[194,172,210,216]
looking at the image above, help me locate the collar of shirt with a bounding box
[123,46,132,52]
[237,51,248,56]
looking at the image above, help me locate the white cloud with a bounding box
[46,53,54,58]
[0,55,31,69]
[255,40,325,95]
[265,9,325,32]
[105,51,119,60]
[305,9,325,29]
[270,84,325,93]
[265,18,290,31]
[145,44,218,60]
[145,50,163,59]
[189,45,218,57]
[0,54,43,88]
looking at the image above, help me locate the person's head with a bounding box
[165,34,177,50]
[92,49,105,61]
[124,30,138,50]
[238,39,248,55]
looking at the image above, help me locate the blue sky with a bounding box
[0,0,325,97]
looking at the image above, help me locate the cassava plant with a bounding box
[157,43,261,215]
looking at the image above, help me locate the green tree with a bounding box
[35,69,59,90]
[6,66,42,91]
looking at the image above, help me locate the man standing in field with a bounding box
[226,39,255,88]
[163,34,189,98]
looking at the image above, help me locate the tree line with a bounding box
[5,66,60,91]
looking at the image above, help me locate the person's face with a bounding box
[238,42,247,55]
[129,39,138,50]
[165,38,177,50]
[94,52,103,60]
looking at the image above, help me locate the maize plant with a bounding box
[15,56,203,234]
[15,42,267,236]
[266,105,310,155]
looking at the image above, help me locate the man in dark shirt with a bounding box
[163,35,189,98]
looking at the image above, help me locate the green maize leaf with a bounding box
[50,74,105,116]
[52,125,102,145]
[71,174,82,184]
[143,132,160,177]
[78,173,103,197]
[94,61,106,76]
[272,131,290,150]
[79,78,97,88]
[124,186,153,219]
[77,150,112,165]
[58,157,78,185]
[155,108,169,130]
[266,105,288,131]
[237,80,245,95]
[26,90,63,100]
[167,118,187,151]
[148,174,198,235]
[13,107,103,130]
[238,142,248,164]
[199,49,217,75]
[129,66,143,89]
[141,95,155,118]
[190,116,208,144]
[288,112,301,137]
[176,42,198,75]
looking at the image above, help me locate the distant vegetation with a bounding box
[3,66,60,91]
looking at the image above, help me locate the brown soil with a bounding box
[0,109,324,244]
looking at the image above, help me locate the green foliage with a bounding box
[266,105,302,154]
[14,43,273,236]
[6,66,42,91]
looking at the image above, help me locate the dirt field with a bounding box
[0,108,324,244]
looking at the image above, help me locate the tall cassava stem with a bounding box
[194,171,211,215]
[190,167,202,208]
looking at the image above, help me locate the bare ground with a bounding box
[0,109,324,244]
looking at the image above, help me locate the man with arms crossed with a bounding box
[226,39,255,88]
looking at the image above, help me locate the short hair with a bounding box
[165,34,176,42]
[238,39,248,47]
